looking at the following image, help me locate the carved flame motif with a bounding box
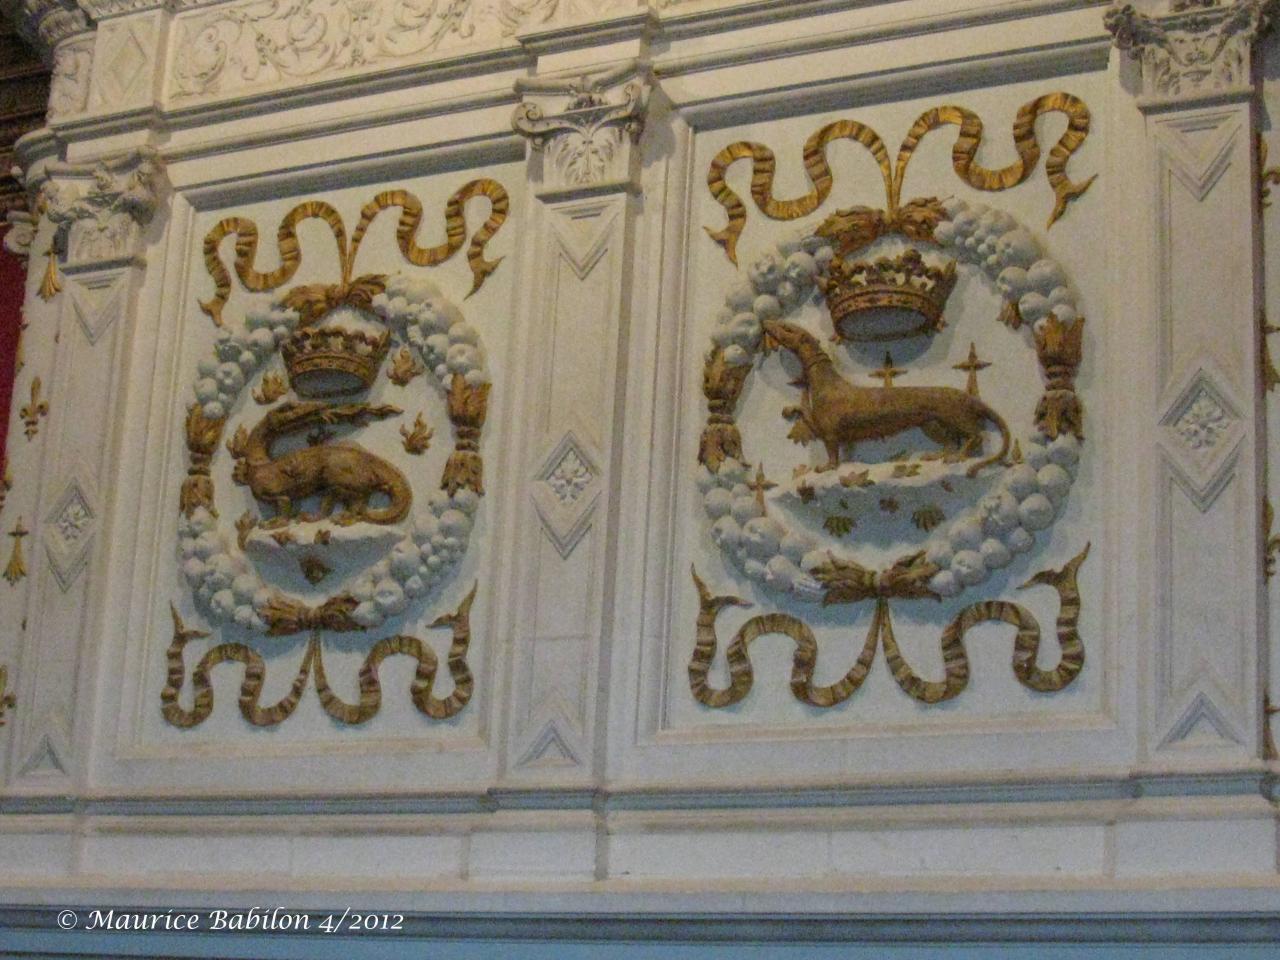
[400,413,434,455]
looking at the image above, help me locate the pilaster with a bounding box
[1,147,165,793]
[500,62,649,785]
[1107,0,1273,767]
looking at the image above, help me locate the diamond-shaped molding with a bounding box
[67,269,129,343]
[515,715,582,770]
[1156,364,1244,511]
[19,730,68,777]
[43,478,97,592]
[98,23,150,103]
[550,202,617,280]
[531,431,602,559]
[1158,690,1244,751]
[1152,110,1242,202]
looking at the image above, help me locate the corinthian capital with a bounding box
[512,61,651,195]
[4,0,89,58]
[34,148,166,270]
[1106,0,1277,100]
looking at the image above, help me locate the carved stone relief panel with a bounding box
[95,164,522,795]
[619,72,1117,785]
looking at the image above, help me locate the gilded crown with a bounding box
[281,317,391,398]
[820,247,957,342]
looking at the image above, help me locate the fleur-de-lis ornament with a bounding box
[0,665,16,726]
[20,379,48,440]
[4,518,29,585]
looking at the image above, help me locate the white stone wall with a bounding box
[0,0,1275,916]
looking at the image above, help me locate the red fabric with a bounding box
[0,225,26,471]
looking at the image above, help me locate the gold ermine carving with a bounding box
[764,321,1010,476]
[227,400,412,527]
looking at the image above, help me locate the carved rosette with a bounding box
[1106,0,1277,99]
[512,64,651,193]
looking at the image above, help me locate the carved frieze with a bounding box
[1106,0,1277,99]
[169,0,572,100]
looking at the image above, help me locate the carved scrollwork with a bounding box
[689,544,1089,708]
[706,93,1095,265]
[171,0,479,99]
[168,0,575,100]
[162,588,477,727]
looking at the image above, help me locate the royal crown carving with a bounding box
[1106,0,1278,98]
[277,287,395,397]
[820,247,958,342]
[692,95,1099,711]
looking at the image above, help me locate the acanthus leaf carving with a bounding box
[513,61,650,192]
[1106,0,1277,99]
[35,147,165,273]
